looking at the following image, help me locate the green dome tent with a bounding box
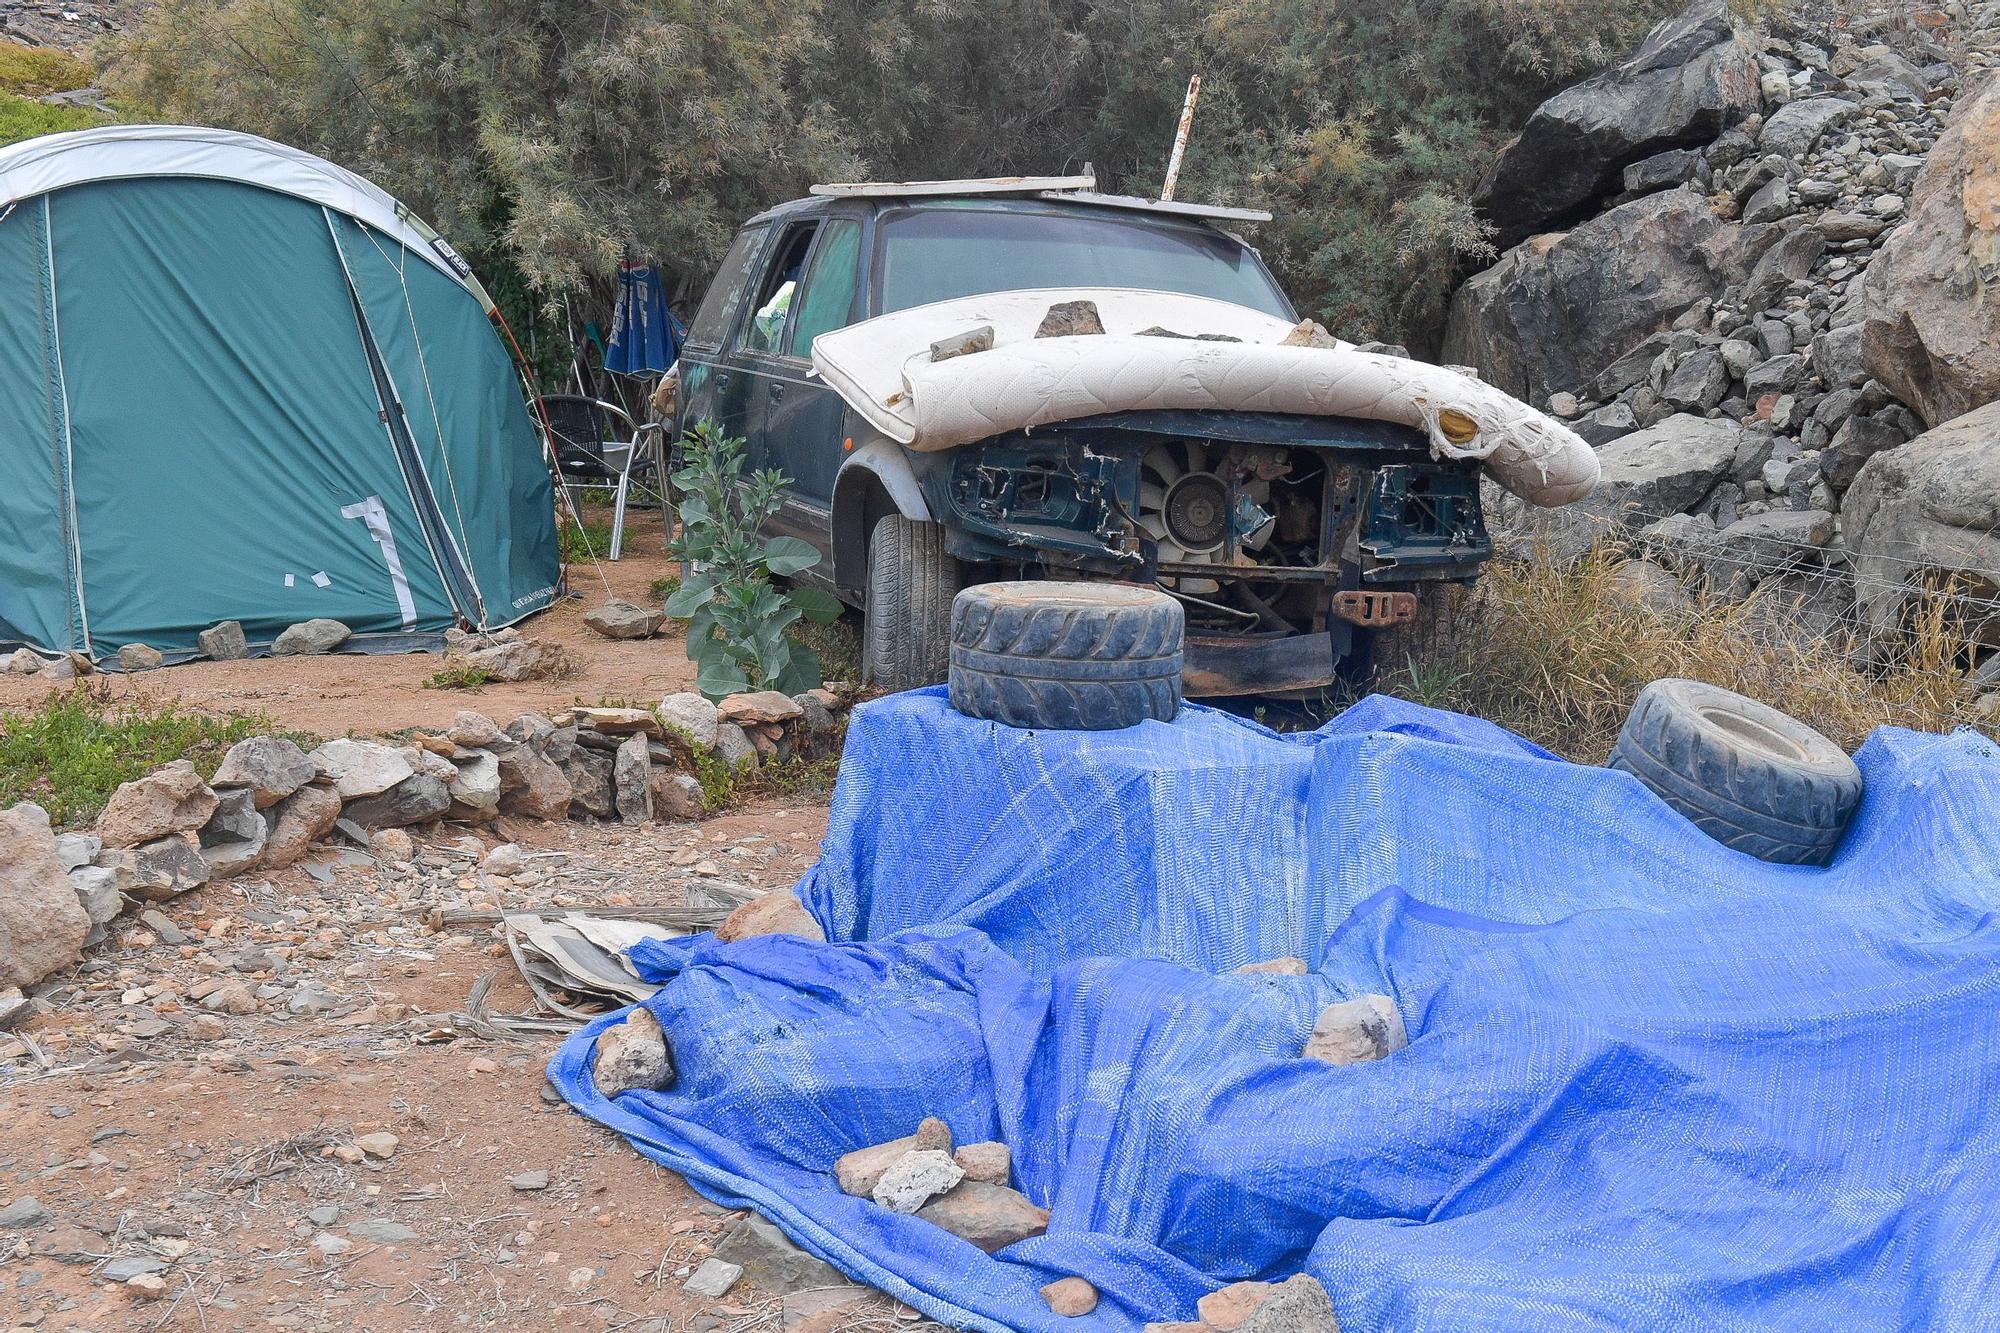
[0,125,561,659]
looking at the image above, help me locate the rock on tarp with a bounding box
[554,690,2000,1332]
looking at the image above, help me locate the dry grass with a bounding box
[1375,547,1995,763]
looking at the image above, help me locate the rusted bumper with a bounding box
[1183,628,1347,698]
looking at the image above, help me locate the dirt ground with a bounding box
[0,511,702,740]
[0,507,935,1330]
[0,802,953,1332]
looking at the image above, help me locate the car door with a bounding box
[674,222,768,443]
[739,215,865,563]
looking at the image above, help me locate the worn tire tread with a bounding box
[1609,678,1862,866]
[949,583,1183,730]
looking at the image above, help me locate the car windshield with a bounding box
[875,203,1292,318]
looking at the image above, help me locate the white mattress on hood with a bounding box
[810,288,1598,507]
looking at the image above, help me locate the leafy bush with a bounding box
[665,423,843,700]
[0,685,294,829]
[0,93,95,149]
[0,40,91,96]
[104,0,1681,351]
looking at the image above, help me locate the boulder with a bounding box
[914,1181,1050,1253]
[68,865,123,927]
[583,598,664,640]
[196,789,268,879]
[309,739,414,799]
[0,803,92,988]
[716,892,825,944]
[652,771,707,821]
[198,620,248,660]
[1821,415,1907,492]
[96,760,217,848]
[1472,0,1757,246]
[5,647,46,674]
[212,737,317,809]
[464,639,545,682]
[1661,349,1729,412]
[613,733,652,824]
[1196,1275,1342,1333]
[718,691,804,726]
[447,750,502,815]
[1812,323,1868,389]
[1303,995,1409,1066]
[116,643,163,672]
[447,710,509,750]
[1042,1277,1100,1317]
[1843,399,2000,650]
[339,774,450,830]
[1442,189,1723,404]
[1756,97,1856,158]
[271,619,350,655]
[562,750,616,819]
[1860,75,2000,427]
[1742,226,1825,308]
[115,834,211,902]
[1622,147,1702,193]
[592,1006,675,1098]
[261,784,342,869]
[836,1118,954,1197]
[1588,413,1742,527]
[872,1150,964,1214]
[658,692,722,749]
[54,832,99,872]
[715,723,759,772]
[954,1141,1012,1186]
[496,748,572,820]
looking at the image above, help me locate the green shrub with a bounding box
[0,92,95,148]
[665,422,844,700]
[0,40,91,96]
[0,685,297,830]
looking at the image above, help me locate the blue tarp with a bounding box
[553,689,2000,1331]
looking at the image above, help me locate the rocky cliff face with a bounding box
[1448,0,2000,662]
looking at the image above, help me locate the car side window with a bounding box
[785,219,862,360]
[742,223,819,356]
[685,225,767,352]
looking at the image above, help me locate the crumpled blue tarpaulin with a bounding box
[553,690,2000,1332]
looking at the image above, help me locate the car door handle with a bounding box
[768,382,786,401]
[715,370,733,389]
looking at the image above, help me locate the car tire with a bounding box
[948,581,1184,730]
[862,514,959,691]
[1608,678,1863,866]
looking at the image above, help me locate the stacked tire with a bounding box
[948,582,1183,731]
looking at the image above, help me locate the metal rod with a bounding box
[1160,75,1202,202]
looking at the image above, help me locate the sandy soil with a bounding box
[0,805,949,1332]
[0,512,701,740]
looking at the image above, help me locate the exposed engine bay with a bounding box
[938,411,1490,638]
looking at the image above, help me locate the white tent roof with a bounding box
[0,124,473,289]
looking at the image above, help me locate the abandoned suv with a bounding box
[672,177,1495,696]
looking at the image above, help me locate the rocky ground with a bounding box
[0,802,973,1331]
[0,0,134,51]
[1446,0,2000,680]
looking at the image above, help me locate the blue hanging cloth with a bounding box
[603,263,681,375]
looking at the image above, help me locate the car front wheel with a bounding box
[862,514,959,691]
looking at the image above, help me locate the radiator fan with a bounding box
[1138,440,1276,596]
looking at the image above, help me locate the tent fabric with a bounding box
[553,689,2000,1333]
[0,124,470,290]
[0,134,558,656]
